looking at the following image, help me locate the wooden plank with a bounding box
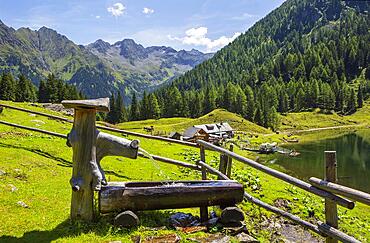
[62,98,110,112]
[196,140,354,209]
[325,151,338,243]
[309,177,370,206]
[227,144,234,178]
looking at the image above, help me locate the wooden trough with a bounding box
[99,180,244,213]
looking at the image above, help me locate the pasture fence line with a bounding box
[1,102,369,242]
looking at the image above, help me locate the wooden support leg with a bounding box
[199,146,208,222]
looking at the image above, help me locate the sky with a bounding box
[0,0,286,53]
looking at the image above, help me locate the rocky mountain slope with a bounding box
[0,20,212,102]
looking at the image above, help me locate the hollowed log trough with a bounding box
[99,180,244,213]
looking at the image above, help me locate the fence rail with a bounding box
[0,103,198,147]
[1,103,369,242]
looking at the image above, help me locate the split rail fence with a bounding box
[1,103,370,243]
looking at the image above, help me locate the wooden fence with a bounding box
[1,102,369,242]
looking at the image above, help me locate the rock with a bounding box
[236,232,259,243]
[109,241,122,243]
[0,170,6,176]
[169,212,200,227]
[9,184,17,192]
[17,201,29,208]
[220,207,244,225]
[143,234,180,243]
[274,198,290,210]
[114,210,139,228]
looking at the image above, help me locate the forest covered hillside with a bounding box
[0,21,211,103]
[154,0,370,129]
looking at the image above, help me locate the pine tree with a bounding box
[116,91,127,123]
[106,93,117,123]
[140,91,149,120]
[148,93,161,119]
[38,80,48,103]
[16,74,36,102]
[129,93,140,121]
[357,85,363,108]
[0,72,16,101]
[346,88,357,114]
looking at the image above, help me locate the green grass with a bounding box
[0,101,369,242]
[117,108,270,135]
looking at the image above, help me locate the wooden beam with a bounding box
[196,140,354,209]
[0,120,67,139]
[0,103,198,147]
[325,151,338,243]
[309,177,370,206]
[139,152,202,171]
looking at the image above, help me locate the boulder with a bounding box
[220,207,244,225]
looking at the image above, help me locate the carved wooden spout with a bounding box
[96,131,139,185]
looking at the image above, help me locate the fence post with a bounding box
[227,144,234,178]
[198,145,208,222]
[218,154,228,180]
[325,151,338,243]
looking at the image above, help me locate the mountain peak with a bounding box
[87,39,111,53]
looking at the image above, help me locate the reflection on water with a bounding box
[275,131,370,193]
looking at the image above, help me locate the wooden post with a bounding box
[227,144,234,178]
[198,145,208,222]
[62,98,109,221]
[325,151,338,243]
[218,154,228,180]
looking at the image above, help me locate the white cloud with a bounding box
[168,27,241,52]
[95,15,101,19]
[143,7,154,15]
[107,3,125,17]
[231,13,258,20]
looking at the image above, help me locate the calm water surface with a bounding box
[274,131,370,193]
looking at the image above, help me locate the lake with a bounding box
[274,130,370,193]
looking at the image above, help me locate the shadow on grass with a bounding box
[0,142,131,180]
[0,211,174,243]
[0,141,72,167]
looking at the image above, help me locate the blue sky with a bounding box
[0,0,286,52]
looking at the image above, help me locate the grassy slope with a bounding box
[0,102,369,242]
[117,108,270,135]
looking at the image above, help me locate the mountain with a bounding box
[0,21,212,103]
[85,39,213,92]
[154,0,370,128]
